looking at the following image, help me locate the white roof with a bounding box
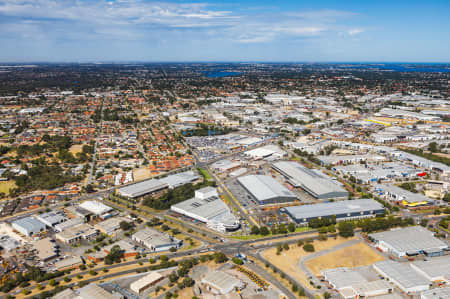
[130,271,163,292]
[237,175,297,202]
[79,201,112,215]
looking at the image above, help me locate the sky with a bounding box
[0,0,449,62]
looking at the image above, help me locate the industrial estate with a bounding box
[0,62,448,299]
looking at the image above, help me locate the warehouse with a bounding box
[117,179,168,198]
[55,224,98,244]
[170,187,239,232]
[410,255,450,283]
[373,260,430,293]
[245,144,287,160]
[272,161,348,199]
[201,270,245,295]
[159,170,199,189]
[421,287,450,299]
[317,154,385,166]
[369,226,448,257]
[35,211,68,227]
[374,184,431,207]
[55,217,84,232]
[12,216,46,237]
[283,198,384,224]
[132,228,181,252]
[94,217,131,235]
[79,200,114,219]
[130,272,164,294]
[237,175,298,204]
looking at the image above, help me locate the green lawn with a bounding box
[197,168,213,181]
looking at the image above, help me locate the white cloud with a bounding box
[348,28,364,36]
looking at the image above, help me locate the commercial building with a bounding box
[171,187,239,232]
[55,224,98,244]
[410,255,450,283]
[201,270,245,295]
[132,228,181,252]
[78,201,114,219]
[34,237,58,261]
[0,234,20,251]
[12,217,46,237]
[374,184,432,207]
[130,272,164,294]
[104,240,138,258]
[159,171,199,189]
[317,154,385,166]
[35,211,68,227]
[117,179,168,198]
[373,260,430,293]
[369,226,448,257]
[421,287,450,299]
[94,217,131,235]
[237,175,298,204]
[245,144,287,160]
[54,217,84,232]
[283,198,384,224]
[54,256,83,271]
[77,283,122,299]
[272,161,348,200]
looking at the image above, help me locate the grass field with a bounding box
[197,167,213,181]
[305,241,385,276]
[69,144,83,155]
[261,237,355,290]
[0,180,16,195]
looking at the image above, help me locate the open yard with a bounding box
[69,144,84,155]
[261,236,355,290]
[0,180,16,195]
[305,241,385,276]
[133,167,153,181]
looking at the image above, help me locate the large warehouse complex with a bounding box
[282,198,385,224]
[369,226,448,257]
[272,161,348,199]
[170,187,240,232]
[117,179,168,198]
[237,175,298,204]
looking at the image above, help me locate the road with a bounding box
[86,98,104,186]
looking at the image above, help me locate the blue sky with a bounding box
[0,0,449,62]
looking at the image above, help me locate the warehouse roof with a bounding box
[375,184,431,204]
[421,287,450,299]
[77,283,113,299]
[284,199,384,221]
[272,161,348,198]
[374,260,430,291]
[351,279,393,296]
[201,270,244,294]
[171,195,235,223]
[237,175,297,202]
[160,171,199,188]
[79,201,112,215]
[411,255,450,281]
[132,228,176,247]
[117,179,168,198]
[36,211,68,226]
[130,272,163,292]
[322,268,367,289]
[370,226,448,255]
[12,216,46,232]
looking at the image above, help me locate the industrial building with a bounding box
[55,224,98,244]
[132,228,181,252]
[374,184,432,207]
[130,272,164,294]
[369,226,448,257]
[421,287,450,299]
[283,198,385,224]
[12,216,46,237]
[159,170,199,189]
[201,270,245,295]
[317,154,385,166]
[410,256,450,283]
[245,144,287,160]
[79,200,114,219]
[35,211,68,227]
[34,237,58,261]
[237,175,298,204]
[54,256,83,271]
[117,179,168,198]
[170,187,240,232]
[321,268,393,299]
[94,217,131,235]
[54,217,84,232]
[272,161,348,199]
[373,260,430,293]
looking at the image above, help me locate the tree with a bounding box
[338,222,354,238]
[182,277,194,287]
[303,244,315,252]
[119,221,133,231]
[288,222,296,232]
[250,226,260,235]
[324,292,331,299]
[260,226,270,236]
[213,252,228,264]
[232,257,243,265]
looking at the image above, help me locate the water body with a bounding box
[202,70,242,78]
[339,63,450,73]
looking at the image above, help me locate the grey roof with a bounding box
[375,184,431,203]
[117,179,168,198]
[237,175,297,202]
[12,216,46,232]
[132,228,178,247]
[171,195,236,224]
[36,211,68,226]
[322,267,367,289]
[201,270,244,293]
[374,260,430,291]
[272,161,348,199]
[411,255,450,281]
[160,171,199,188]
[370,226,448,254]
[351,280,393,296]
[284,199,384,221]
[421,287,450,299]
[77,283,114,299]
